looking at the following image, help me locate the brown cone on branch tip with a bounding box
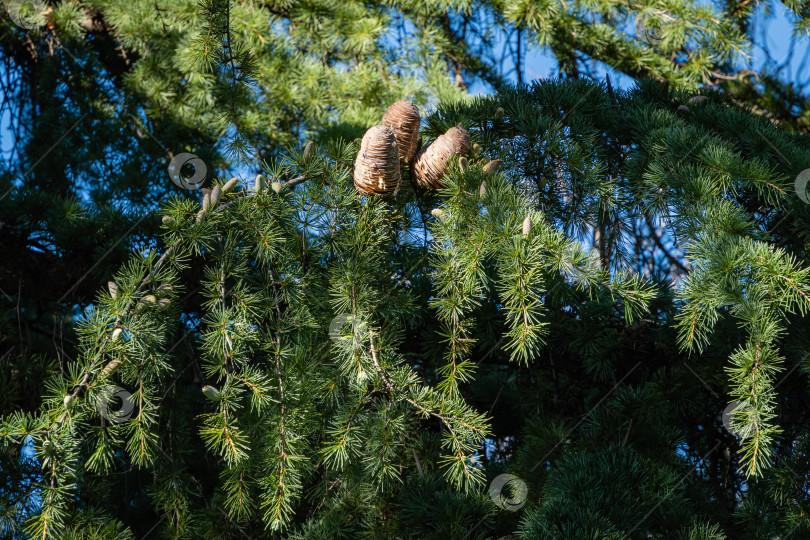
[303,141,315,160]
[382,101,420,164]
[413,126,471,189]
[483,159,500,175]
[210,185,222,207]
[354,125,401,195]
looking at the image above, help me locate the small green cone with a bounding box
[202,385,221,401]
[254,174,265,193]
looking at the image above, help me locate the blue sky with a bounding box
[468,2,810,94]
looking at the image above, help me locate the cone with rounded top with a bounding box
[413,126,471,189]
[382,100,421,164]
[354,125,402,195]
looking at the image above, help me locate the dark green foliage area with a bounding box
[3,78,810,538]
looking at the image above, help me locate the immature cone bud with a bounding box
[303,140,315,160]
[494,107,505,120]
[202,385,221,401]
[64,394,75,408]
[677,105,690,114]
[430,208,444,219]
[157,284,173,295]
[483,159,501,175]
[158,298,171,309]
[161,215,173,226]
[473,143,482,156]
[688,95,707,106]
[210,185,222,207]
[271,181,283,194]
[108,281,119,299]
[202,192,211,213]
[136,296,156,313]
[413,126,472,189]
[354,125,401,195]
[111,328,123,341]
[223,177,239,192]
[100,358,122,379]
[459,156,468,172]
[254,174,265,193]
[479,181,487,198]
[522,215,532,236]
[382,100,421,164]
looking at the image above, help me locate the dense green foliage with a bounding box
[4,0,810,538]
[4,78,810,538]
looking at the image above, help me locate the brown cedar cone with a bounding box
[413,126,472,189]
[354,125,402,195]
[382,100,421,164]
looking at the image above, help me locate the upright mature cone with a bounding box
[382,100,420,164]
[413,126,471,189]
[354,125,401,195]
